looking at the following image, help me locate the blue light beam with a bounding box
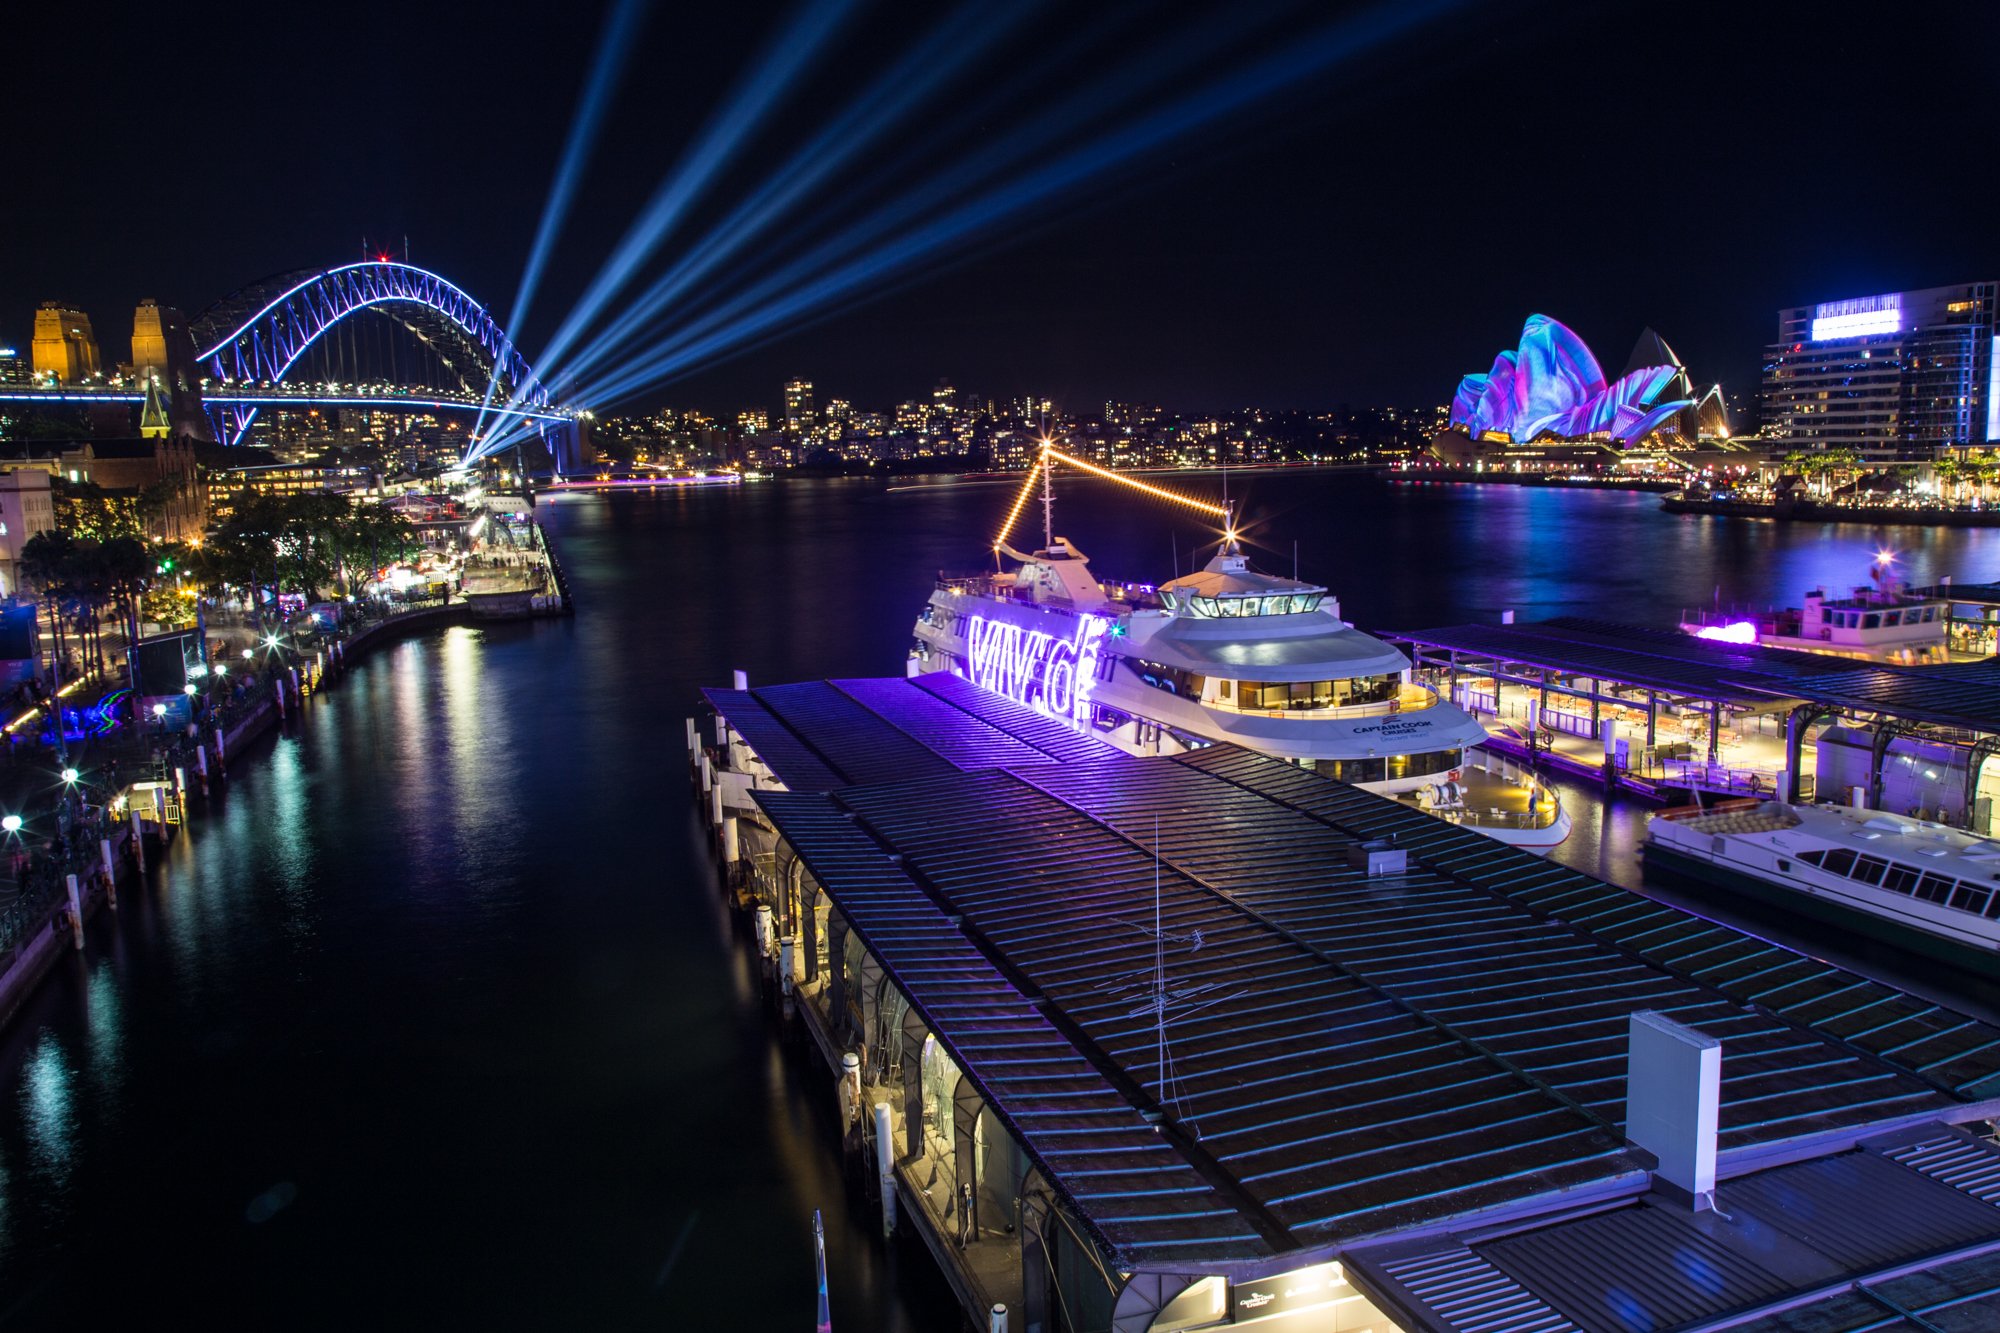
[566,3,1294,399]
[530,0,860,379]
[555,1,1041,388]
[581,0,1462,409]
[478,0,653,443]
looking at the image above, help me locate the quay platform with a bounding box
[1394,616,2000,827]
[691,671,2000,1333]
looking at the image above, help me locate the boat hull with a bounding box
[1641,839,1999,979]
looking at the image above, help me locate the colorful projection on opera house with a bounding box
[1449,314,1695,446]
[965,614,1106,725]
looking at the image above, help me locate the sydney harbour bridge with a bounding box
[5,260,583,471]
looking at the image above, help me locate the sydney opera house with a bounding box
[1431,314,1730,468]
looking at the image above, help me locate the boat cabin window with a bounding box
[1882,863,1922,895]
[1181,592,1322,618]
[1800,847,1994,916]
[1949,883,1992,914]
[1850,855,1890,886]
[1224,674,1399,711]
[1131,659,1206,698]
[1914,872,1956,904]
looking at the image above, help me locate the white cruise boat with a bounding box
[910,533,1570,850]
[1646,799,2000,973]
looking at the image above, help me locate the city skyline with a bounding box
[6,1,1997,416]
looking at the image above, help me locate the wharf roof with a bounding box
[1389,618,1854,702]
[1351,1128,2000,1332]
[699,674,1103,792]
[756,787,1273,1264]
[706,676,2000,1280]
[1395,617,2000,734]
[1735,657,2000,734]
[1920,581,2000,606]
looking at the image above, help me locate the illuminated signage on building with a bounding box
[965,613,1105,726]
[1988,336,2000,442]
[1811,294,1902,341]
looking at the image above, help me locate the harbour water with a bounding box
[5,473,2000,1326]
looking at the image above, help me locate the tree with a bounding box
[18,529,76,667]
[52,476,144,542]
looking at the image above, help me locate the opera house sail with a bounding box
[1435,313,1730,469]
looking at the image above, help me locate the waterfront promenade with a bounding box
[0,595,476,1031]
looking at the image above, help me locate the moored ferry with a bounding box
[910,524,1569,850]
[1645,798,2000,973]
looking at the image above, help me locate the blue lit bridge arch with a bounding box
[189,261,577,466]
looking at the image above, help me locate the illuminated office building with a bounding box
[1761,282,1998,461]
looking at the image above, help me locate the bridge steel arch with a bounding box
[190,261,572,463]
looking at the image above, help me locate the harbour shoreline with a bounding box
[0,600,473,1035]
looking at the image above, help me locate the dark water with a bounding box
[5,474,2000,1326]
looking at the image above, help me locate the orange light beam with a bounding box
[1041,447,1228,518]
[994,457,1045,547]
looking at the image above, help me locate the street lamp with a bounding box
[60,767,79,785]
[2,815,21,834]
[152,703,167,719]
[183,684,198,696]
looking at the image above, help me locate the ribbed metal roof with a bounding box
[830,677,1057,772]
[698,687,844,791]
[1178,748,2000,1103]
[830,766,1646,1244]
[1739,659,2000,734]
[749,681,963,788]
[909,671,1115,764]
[705,676,1123,792]
[1358,1133,2000,1332]
[752,789,1271,1267]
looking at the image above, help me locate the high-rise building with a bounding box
[31,302,102,383]
[1760,282,1998,461]
[0,346,27,385]
[783,378,815,433]
[737,407,769,434]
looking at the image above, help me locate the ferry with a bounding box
[1680,556,1951,664]
[1645,799,2000,974]
[905,454,1569,849]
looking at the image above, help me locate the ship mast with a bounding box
[1041,442,1055,551]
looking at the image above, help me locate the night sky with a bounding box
[6,0,1996,416]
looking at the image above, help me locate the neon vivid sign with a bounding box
[965,613,1106,725]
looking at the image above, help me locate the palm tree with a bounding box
[18,529,76,670]
[1935,454,1964,504]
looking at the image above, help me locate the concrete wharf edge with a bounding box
[0,601,473,1035]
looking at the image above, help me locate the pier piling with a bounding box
[100,840,117,907]
[874,1102,896,1237]
[130,811,144,873]
[990,1305,1009,1332]
[732,669,748,690]
[65,872,84,944]
[840,1051,861,1129]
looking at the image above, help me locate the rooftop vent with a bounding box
[1626,1010,1720,1211]
[1346,838,1408,877]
